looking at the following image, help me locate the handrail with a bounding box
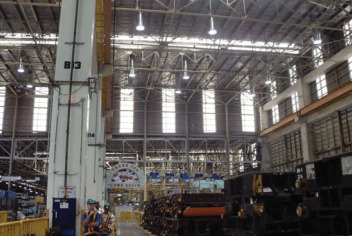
[0,221,21,236]
[0,211,7,223]
[0,217,49,236]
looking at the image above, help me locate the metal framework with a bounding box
[0,0,350,181]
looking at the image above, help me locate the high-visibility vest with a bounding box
[82,211,99,236]
[100,212,112,232]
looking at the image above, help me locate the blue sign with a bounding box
[0,190,5,198]
[6,191,15,200]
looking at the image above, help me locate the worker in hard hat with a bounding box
[81,199,102,236]
[96,200,103,214]
[99,203,115,236]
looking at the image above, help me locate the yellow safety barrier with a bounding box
[134,211,142,225]
[35,196,44,203]
[120,212,132,221]
[21,218,49,236]
[111,223,116,236]
[80,210,85,236]
[0,221,21,236]
[0,211,7,223]
[0,217,49,236]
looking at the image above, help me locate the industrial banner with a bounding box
[106,163,145,189]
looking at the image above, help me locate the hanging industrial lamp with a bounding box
[136,11,145,31]
[18,57,24,73]
[208,17,217,35]
[208,0,217,36]
[183,60,190,80]
[129,57,136,78]
[313,31,322,45]
[265,76,271,85]
[250,83,256,97]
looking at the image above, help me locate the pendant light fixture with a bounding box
[18,57,25,73]
[208,17,217,35]
[313,31,321,45]
[250,82,255,97]
[136,11,145,31]
[129,56,136,78]
[183,59,189,80]
[265,75,271,85]
[208,0,217,36]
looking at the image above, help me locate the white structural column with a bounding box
[46,0,104,234]
[259,106,270,130]
[296,77,315,162]
[296,78,311,109]
[86,86,106,203]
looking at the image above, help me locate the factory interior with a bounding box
[0,0,352,235]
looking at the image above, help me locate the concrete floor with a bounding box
[115,221,150,236]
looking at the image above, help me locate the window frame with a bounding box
[289,65,298,86]
[0,87,6,133]
[162,88,176,133]
[33,87,49,132]
[272,104,279,124]
[202,90,216,133]
[291,92,299,113]
[120,89,134,133]
[241,91,255,132]
[270,80,277,99]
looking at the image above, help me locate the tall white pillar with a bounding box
[259,106,270,130]
[86,85,106,203]
[297,78,312,108]
[46,0,103,234]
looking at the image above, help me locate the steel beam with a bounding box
[113,7,345,32]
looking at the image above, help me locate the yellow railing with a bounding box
[0,211,7,223]
[21,218,49,236]
[120,212,132,221]
[45,209,50,218]
[80,210,85,236]
[0,221,21,236]
[0,217,49,236]
[111,224,116,236]
[134,211,142,225]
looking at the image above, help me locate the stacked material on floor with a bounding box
[224,172,302,236]
[142,193,227,236]
[295,152,352,235]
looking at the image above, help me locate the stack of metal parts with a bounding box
[142,193,227,236]
[142,198,165,235]
[164,193,227,236]
[295,152,352,235]
[224,172,302,236]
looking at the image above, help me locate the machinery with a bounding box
[142,193,227,236]
[0,190,16,221]
[224,172,302,236]
[295,152,352,235]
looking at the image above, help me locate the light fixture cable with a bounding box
[208,0,217,35]
[129,55,136,78]
[136,0,145,31]
[183,57,189,80]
